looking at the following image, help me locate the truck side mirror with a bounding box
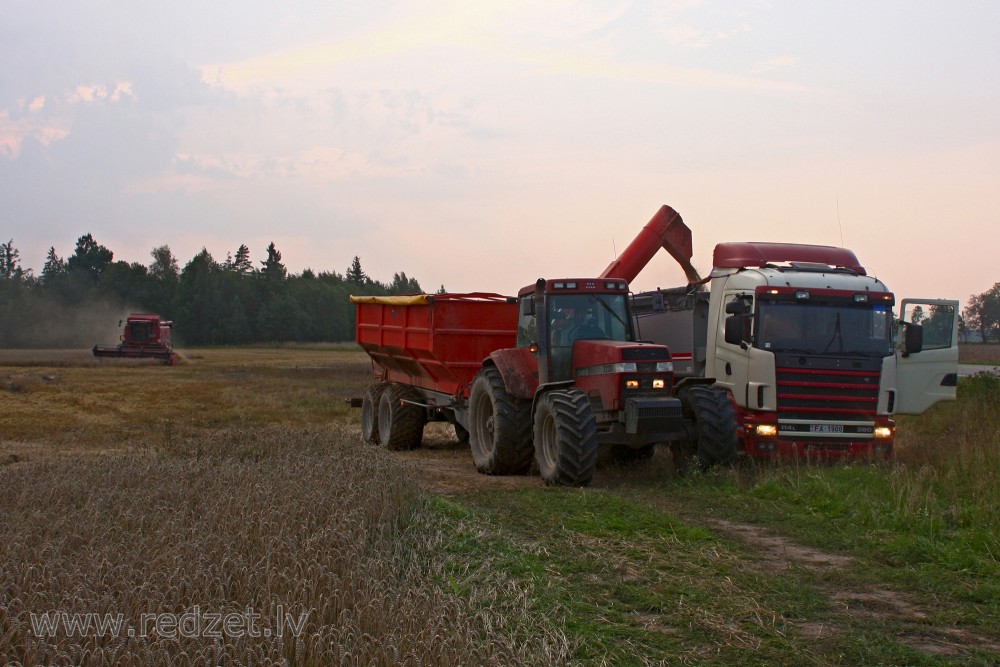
[903,322,923,356]
[725,300,746,315]
[725,314,749,347]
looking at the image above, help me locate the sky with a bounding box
[2,0,998,302]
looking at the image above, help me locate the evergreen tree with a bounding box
[0,239,24,280]
[346,256,367,284]
[41,247,67,284]
[232,244,254,274]
[389,271,422,294]
[260,242,287,280]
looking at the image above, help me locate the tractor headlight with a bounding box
[755,424,778,437]
[652,378,666,390]
[625,379,640,390]
[874,426,893,439]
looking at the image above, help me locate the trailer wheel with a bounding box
[678,385,738,469]
[533,389,599,487]
[377,383,426,451]
[361,383,390,444]
[468,367,533,474]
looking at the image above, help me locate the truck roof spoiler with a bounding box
[713,242,867,275]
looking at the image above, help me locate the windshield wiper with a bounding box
[823,313,844,354]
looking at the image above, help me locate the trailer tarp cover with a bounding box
[349,294,432,305]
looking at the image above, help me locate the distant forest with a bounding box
[0,235,427,347]
[2,236,999,347]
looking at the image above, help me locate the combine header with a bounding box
[92,313,176,365]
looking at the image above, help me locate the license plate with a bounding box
[810,424,844,434]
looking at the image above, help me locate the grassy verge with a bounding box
[434,373,1000,665]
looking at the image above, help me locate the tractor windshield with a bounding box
[549,294,631,347]
[755,299,893,357]
[547,293,632,380]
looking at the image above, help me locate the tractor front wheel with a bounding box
[676,385,738,471]
[533,389,598,486]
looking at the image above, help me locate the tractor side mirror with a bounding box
[520,296,535,316]
[903,322,923,356]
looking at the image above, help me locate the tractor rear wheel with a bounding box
[377,383,426,451]
[361,382,389,444]
[468,367,533,474]
[533,389,599,486]
[677,385,738,470]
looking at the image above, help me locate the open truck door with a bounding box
[894,299,959,415]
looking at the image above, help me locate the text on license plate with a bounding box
[810,425,844,434]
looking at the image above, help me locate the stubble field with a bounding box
[1,344,999,666]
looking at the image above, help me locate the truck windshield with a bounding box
[755,300,892,357]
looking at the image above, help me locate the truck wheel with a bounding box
[679,385,738,469]
[468,367,533,474]
[533,389,599,486]
[361,383,389,444]
[377,383,426,451]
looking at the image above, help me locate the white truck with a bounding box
[604,205,959,460]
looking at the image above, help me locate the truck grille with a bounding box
[775,366,880,422]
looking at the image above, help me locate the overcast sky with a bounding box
[2,1,997,300]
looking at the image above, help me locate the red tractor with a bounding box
[92,313,176,365]
[352,279,738,486]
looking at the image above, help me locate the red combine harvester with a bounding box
[352,282,738,486]
[92,313,176,365]
[605,204,960,460]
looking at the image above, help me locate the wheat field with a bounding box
[0,348,569,666]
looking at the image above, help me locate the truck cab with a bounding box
[707,244,959,458]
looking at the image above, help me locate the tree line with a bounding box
[2,235,999,346]
[961,283,1000,343]
[0,236,426,347]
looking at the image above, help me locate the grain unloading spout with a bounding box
[600,204,702,285]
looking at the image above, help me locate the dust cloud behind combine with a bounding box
[0,299,137,349]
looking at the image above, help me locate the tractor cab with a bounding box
[516,278,635,383]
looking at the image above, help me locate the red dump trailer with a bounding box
[92,313,176,365]
[351,292,518,446]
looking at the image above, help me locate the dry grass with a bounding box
[958,343,1000,365]
[0,348,569,666]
